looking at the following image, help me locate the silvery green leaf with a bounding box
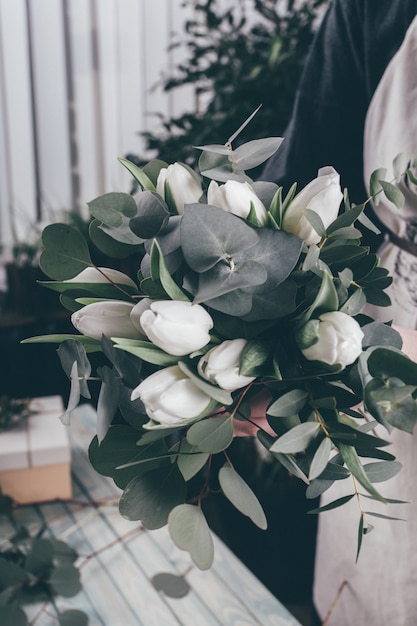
[175,440,209,481]
[88,192,137,226]
[0,602,28,626]
[57,339,91,399]
[302,244,320,271]
[96,366,119,443]
[364,511,406,522]
[119,464,186,528]
[267,389,308,418]
[218,464,267,529]
[59,609,89,626]
[339,288,366,315]
[269,422,319,454]
[369,167,387,203]
[114,339,178,366]
[338,268,353,288]
[362,321,403,350]
[186,415,234,453]
[300,270,338,323]
[168,504,214,570]
[181,204,259,273]
[129,190,170,239]
[356,210,381,234]
[327,226,362,240]
[392,152,409,182]
[307,494,355,514]
[326,203,364,233]
[379,180,404,208]
[363,461,402,483]
[304,209,326,239]
[40,224,92,280]
[251,181,279,208]
[309,437,332,480]
[94,219,144,249]
[232,137,284,170]
[338,443,386,503]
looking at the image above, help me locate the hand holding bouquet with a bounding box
[25,128,417,568]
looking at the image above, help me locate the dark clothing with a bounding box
[262,0,417,204]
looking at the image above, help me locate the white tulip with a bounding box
[282,167,343,245]
[298,311,364,367]
[140,300,213,356]
[207,180,268,225]
[132,365,213,426]
[156,163,202,214]
[71,301,142,341]
[64,266,137,289]
[198,339,256,390]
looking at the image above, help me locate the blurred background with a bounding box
[0,1,328,622]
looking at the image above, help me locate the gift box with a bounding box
[0,395,72,504]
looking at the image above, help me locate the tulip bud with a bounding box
[140,300,213,356]
[71,301,142,341]
[198,339,256,390]
[297,311,364,367]
[156,163,202,214]
[207,180,268,225]
[64,266,137,289]
[282,167,343,245]
[131,365,214,426]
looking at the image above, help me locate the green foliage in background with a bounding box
[127,0,328,170]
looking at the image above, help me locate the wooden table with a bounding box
[1,403,302,626]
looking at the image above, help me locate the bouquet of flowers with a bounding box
[24,127,417,569]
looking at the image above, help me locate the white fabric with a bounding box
[314,16,417,626]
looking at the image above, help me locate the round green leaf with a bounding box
[119,464,186,528]
[59,610,89,626]
[168,504,214,570]
[0,603,27,626]
[49,564,82,597]
[88,191,137,226]
[40,224,92,280]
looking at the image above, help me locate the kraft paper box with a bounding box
[0,395,72,504]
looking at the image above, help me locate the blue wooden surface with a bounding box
[2,403,302,625]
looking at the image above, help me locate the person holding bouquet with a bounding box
[263,1,417,624]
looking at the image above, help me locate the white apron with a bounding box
[314,16,417,626]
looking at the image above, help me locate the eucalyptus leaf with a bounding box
[90,218,144,253]
[364,461,402,483]
[369,167,387,202]
[269,422,320,454]
[338,443,386,503]
[175,440,209,481]
[59,610,89,626]
[119,464,187,528]
[309,437,332,481]
[88,192,137,226]
[129,190,170,239]
[232,137,284,170]
[57,340,91,399]
[96,366,119,443]
[218,464,267,529]
[49,564,82,597]
[267,389,308,418]
[307,494,355,514]
[168,504,214,570]
[114,340,178,366]
[40,224,92,280]
[379,180,405,208]
[0,603,27,626]
[186,415,234,453]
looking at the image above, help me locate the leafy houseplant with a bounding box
[128,0,328,172]
[23,130,417,570]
